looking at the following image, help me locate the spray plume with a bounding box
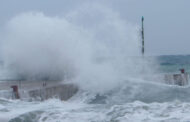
[1,4,155,93]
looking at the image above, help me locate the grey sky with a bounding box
[0,0,190,55]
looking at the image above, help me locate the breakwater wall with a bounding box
[28,83,78,101]
[0,81,78,101]
[164,73,189,86]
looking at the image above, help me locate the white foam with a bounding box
[1,93,190,122]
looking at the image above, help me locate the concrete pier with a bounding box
[164,69,189,86]
[0,81,78,101]
[28,83,78,101]
[164,73,189,86]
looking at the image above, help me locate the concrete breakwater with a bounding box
[28,83,78,101]
[0,81,78,101]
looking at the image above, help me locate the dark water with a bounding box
[157,55,190,73]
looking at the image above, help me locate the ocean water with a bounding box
[1,55,190,122]
[157,55,190,74]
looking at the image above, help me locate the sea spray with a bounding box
[1,4,156,94]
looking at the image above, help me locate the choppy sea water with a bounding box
[1,55,190,122]
[2,97,190,122]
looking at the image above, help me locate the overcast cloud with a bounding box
[0,0,190,55]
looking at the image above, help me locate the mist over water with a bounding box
[1,4,156,93]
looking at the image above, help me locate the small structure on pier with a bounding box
[11,85,20,99]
